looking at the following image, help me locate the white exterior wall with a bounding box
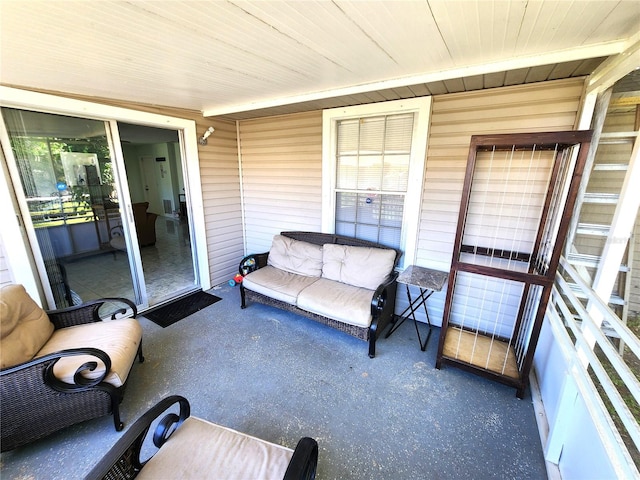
[534,321,618,479]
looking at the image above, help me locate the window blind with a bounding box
[335,113,414,248]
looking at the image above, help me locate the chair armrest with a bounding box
[1,347,113,391]
[86,395,191,480]
[110,225,124,237]
[239,252,269,275]
[371,271,399,318]
[48,297,137,329]
[283,437,319,480]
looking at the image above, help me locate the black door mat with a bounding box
[144,290,221,328]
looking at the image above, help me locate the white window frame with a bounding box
[322,97,431,269]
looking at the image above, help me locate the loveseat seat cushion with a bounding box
[0,284,54,369]
[137,416,294,480]
[35,318,142,388]
[243,266,319,305]
[296,278,374,328]
[267,234,323,277]
[322,243,396,290]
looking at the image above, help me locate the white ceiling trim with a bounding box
[203,39,629,117]
[587,37,640,95]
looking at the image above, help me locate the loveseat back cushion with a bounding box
[35,318,142,388]
[137,416,294,480]
[267,234,323,277]
[322,244,397,290]
[0,284,54,369]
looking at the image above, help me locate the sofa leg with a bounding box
[240,285,247,309]
[137,342,145,363]
[367,323,378,358]
[112,402,124,431]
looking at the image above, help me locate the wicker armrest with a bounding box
[48,297,138,329]
[283,437,319,480]
[239,252,269,275]
[1,348,118,452]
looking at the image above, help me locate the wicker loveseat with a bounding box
[239,231,401,358]
[0,284,144,451]
[87,395,318,480]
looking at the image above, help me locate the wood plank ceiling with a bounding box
[1,1,639,121]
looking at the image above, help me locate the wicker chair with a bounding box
[0,284,144,452]
[86,395,318,480]
[132,202,158,247]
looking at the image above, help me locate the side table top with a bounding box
[397,265,449,291]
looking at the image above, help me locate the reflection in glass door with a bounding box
[117,122,197,305]
[1,108,197,309]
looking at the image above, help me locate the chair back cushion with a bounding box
[322,244,396,290]
[267,234,323,277]
[0,284,54,369]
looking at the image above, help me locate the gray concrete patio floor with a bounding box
[0,283,547,479]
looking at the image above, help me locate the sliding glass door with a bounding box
[0,107,198,309]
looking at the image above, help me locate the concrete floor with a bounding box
[0,283,548,479]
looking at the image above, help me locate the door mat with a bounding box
[144,290,221,328]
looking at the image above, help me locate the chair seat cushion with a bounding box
[243,266,319,305]
[0,284,54,369]
[296,278,374,328]
[35,318,142,388]
[137,416,294,480]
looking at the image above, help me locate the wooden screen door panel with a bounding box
[436,130,593,398]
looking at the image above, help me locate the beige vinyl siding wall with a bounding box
[235,78,585,327]
[413,78,586,326]
[238,111,323,255]
[195,119,245,285]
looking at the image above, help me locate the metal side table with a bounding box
[385,265,449,351]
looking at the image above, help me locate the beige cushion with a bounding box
[35,318,142,388]
[297,278,374,328]
[243,266,320,305]
[322,244,396,290]
[267,235,323,277]
[137,416,293,480]
[0,284,54,369]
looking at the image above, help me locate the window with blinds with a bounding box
[334,114,414,248]
[322,98,431,267]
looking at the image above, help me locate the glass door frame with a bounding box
[0,86,210,309]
